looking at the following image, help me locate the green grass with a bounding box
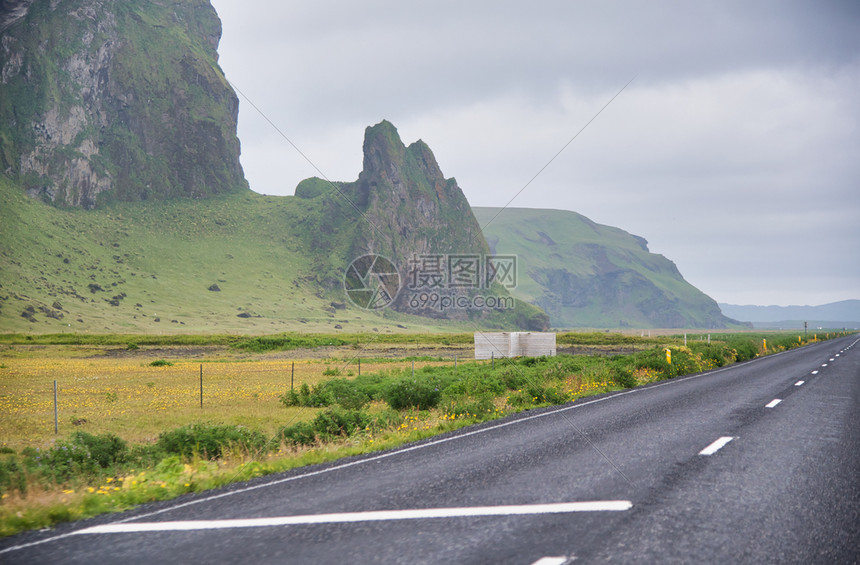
[0,176,480,335]
[473,207,741,329]
[0,330,853,537]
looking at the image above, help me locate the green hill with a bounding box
[473,207,739,329]
[0,173,466,334]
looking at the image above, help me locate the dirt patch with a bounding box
[93,345,232,359]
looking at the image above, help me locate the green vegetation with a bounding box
[473,207,742,329]
[0,176,478,334]
[0,0,245,206]
[0,330,852,537]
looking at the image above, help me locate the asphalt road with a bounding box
[3,335,858,564]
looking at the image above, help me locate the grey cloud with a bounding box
[210,0,860,306]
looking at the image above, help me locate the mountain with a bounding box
[0,0,729,333]
[282,120,548,330]
[719,300,860,329]
[473,207,740,329]
[0,121,547,333]
[0,0,247,208]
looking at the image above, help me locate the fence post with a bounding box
[53,380,58,434]
[199,365,203,408]
[358,358,361,377]
[291,361,295,391]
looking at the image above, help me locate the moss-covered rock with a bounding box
[0,0,247,208]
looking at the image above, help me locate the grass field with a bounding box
[0,330,852,537]
[0,352,451,451]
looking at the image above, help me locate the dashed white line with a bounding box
[73,502,634,534]
[532,557,569,565]
[699,436,734,455]
[765,399,782,408]
[829,358,835,362]
[811,370,819,375]
[821,364,828,367]
[795,381,805,386]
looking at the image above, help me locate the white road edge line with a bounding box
[0,342,828,556]
[699,436,734,456]
[795,381,804,386]
[532,557,569,565]
[765,399,782,408]
[73,501,633,535]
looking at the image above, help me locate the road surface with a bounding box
[2,335,858,564]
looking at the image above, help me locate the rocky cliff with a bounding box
[295,121,549,330]
[474,207,740,329]
[0,0,247,208]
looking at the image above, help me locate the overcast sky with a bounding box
[209,0,859,307]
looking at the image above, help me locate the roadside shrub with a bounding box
[324,378,371,409]
[278,421,317,447]
[149,359,172,367]
[33,432,129,482]
[507,384,569,408]
[529,385,569,405]
[499,366,530,390]
[442,373,505,399]
[350,372,391,401]
[728,339,759,362]
[312,407,370,439]
[277,408,371,447]
[70,431,128,468]
[384,377,442,410]
[517,356,545,367]
[280,382,334,408]
[0,456,27,495]
[442,395,496,420]
[156,424,268,459]
[370,408,401,430]
[693,344,733,367]
[611,367,637,388]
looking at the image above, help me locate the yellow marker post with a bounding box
[665,348,672,364]
[763,338,767,351]
[798,336,801,344]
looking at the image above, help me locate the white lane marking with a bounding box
[821,363,828,367]
[795,380,805,386]
[699,436,734,455]
[829,358,835,361]
[74,502,633,534]
[811,370,819,375]
[835,354,840,357]
[0,344,823,556]
[765,399,782,408]
[532,558,569,565]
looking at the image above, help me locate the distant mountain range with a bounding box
[719,300,860,329]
